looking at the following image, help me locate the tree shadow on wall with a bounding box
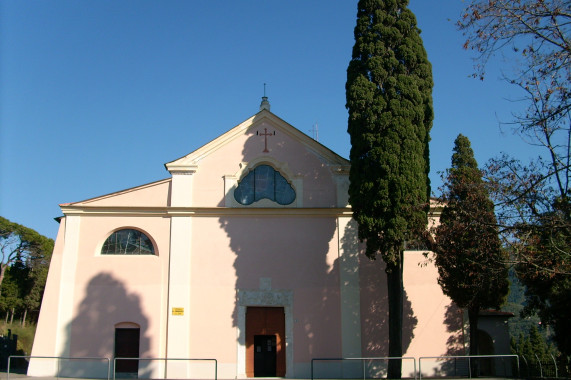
[217,112,342,209]
[63,272,152,379]
[430,303,467,377]
[218,116,355,378]
[359,257,418,378]
[219,213,340,377]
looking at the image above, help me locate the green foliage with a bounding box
[434,135,509,310]
[511,325,561,377]
[515,196,571,355]
[0,323,37,355]
[346,1,432,377]
[0,217,54,264]
[502,268,547,341]
[346,0,433,262]
[0,217,54,325]
[0,274,23,314]
[433,134,509,356]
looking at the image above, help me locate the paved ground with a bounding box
[0,372,523,380]
[0,375,523,380]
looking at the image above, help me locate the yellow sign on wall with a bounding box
[172,307,184,316]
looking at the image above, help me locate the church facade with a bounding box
[29,100,464,379]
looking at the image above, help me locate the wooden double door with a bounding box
[246,307,285,377]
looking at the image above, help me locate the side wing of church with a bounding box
[29,101,463,379]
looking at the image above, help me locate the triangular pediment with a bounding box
[61,108,351,210]
[165,109,349,173]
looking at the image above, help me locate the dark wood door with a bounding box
[246,307,285,377]
[254,335,276,377]
[115,328,140,374]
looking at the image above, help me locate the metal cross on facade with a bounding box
[256,128,275,153]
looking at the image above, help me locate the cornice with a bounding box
[60,206,168,217]
[60,204,443,218]
[59,205,355,218]
[166,166,199,175]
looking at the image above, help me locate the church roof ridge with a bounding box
[165,108,349,173]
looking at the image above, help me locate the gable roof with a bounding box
[63,178,171,207]
[60,108,350,209]
[165,109,349,173]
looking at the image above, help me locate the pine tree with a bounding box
[0,217,54,325]
[433,134,509,374]
[529,325,547,359]
[511,325,559,376]
[346,0,433,377]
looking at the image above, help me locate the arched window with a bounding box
[101,229,155,255]
[234,165,296,205]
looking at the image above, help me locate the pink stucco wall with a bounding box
[189,216,342,362]
[74,180,171,208]
[360,251,464,362]
[191,120,338,208]
[67,215,171,359]
[30,218,67,357]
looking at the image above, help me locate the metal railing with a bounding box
[311,357,417,380]
[418,354,519,379]
[6,356,217,380]
[520,353,568,378]
[12,354,568,379]
[112,357,217,380]
[8,355,111,380]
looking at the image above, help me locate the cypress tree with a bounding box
[346,1,433,377]
[433,134,509,374]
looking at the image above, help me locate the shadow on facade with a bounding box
[61,272,152,379]
[219,213,339,377]
[219,114,420,378]
[359,255,418,378]
[219,115,347,377]
[429,303,466,377]
[444,303,465,356]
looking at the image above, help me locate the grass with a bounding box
[0,322,37,356]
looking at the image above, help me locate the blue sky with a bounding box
[1,1,538,240]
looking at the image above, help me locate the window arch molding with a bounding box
[236,157,295,183]
[99,227,158,256]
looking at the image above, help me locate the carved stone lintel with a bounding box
[237,288,293,307]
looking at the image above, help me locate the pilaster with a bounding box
[166,164,197,377]
[168,164,198,207]
[331,165,350,208]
